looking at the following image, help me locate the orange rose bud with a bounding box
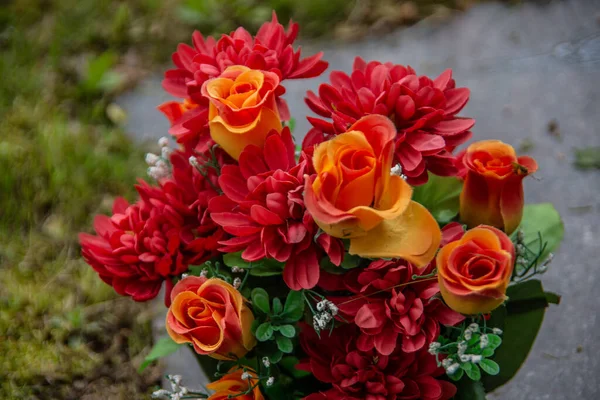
[166,276,256,360]
[437,225,515,315]
[202,65,283,159]
[206,368,264,400]
[304,114,441,267]
[459,140,538,235]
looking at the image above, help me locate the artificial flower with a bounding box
[79,151,224,304]
[437,225,515,315]
[304,57,474,184]
[206,368,264,400]
[166,276,256,360]
[299,324,457,400]
[202,65,283,159]
[304,114,441,265]
[160,12,328,153]
[320,257,463,355]
[459,140,538,234]
[209,128,343,290]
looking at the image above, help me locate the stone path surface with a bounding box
[118,1,600,398]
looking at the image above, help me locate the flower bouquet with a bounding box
[80,13,565,400]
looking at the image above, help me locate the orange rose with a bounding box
[304,115,441,266]
[206,369,264,400]
[202,65,283,159]
[437,225,515,315]
[460,140,538,235]
[166,276,256,360]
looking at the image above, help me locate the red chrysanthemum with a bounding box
[208,127,344,290]
[321,259,464,356]
[304,57,474,185]
[79,151,227,304]
[159,12,328,153]
[298,323,457,400]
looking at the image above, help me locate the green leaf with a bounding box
[479,359,500,376]
[465,364,481,381]
[251,288,270,314]
[269,350,283,364]
[287,118,296,133]
[276,335,293,353]
[515,203,564,262]
[282,290,305,321]
[340,253,362,269]
[481,348,494,357]
[505,280,553,312]
[222,252,285,276]
[279,324,296,338]
[248,259,285,276]
[139,336,183,372]
[448,368,464,381]
[272,297,283,315]
[545,291,561,305]
[454,379,487,400]
[222,252,250,269]
[412,173,463,224]
[255,322,274,342]
[281,356,311,378]
[482,280,556,391]
[486,334,502,351]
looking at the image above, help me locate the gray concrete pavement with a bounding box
[118,1,600,398]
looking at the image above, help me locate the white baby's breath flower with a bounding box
[446,363,460,375]
[158,136,169,147]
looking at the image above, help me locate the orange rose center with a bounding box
[471,151,516,177]
[231,81,254,94]
[462,255,497,279]
[207,69,266,111]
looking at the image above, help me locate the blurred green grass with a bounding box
[0,0,476,398]
[0,0,183,398]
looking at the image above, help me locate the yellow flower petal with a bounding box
[348,201,441,267]
[209,107,282,160]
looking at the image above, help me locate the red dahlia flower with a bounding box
[159,12,328,153]
[304,57,474,185]
[79,151,226,304]
[208,128,343,290]
[299,324,457,400]
[320,259,463,355]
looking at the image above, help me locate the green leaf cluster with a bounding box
[250,289,305,364]
[482,279,560,391]
[437,323,502,383]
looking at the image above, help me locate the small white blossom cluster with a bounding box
[233,277,242,289]
[537,252,554,274]
[459,354,483,363]
[146,137,172,180]
[313,299,338,333]
[428,341,441,355]
[514,229,554,276]
[442,358,461,375]
[390,164,407,180]
[152,375,201,400]
[231,266,245,274]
